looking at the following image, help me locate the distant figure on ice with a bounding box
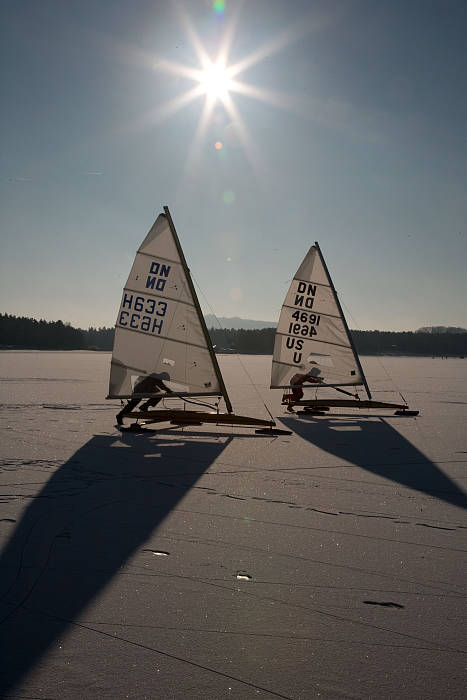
[287,365,323,412]
[117,372,172,425]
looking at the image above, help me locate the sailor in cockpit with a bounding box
[286,365,323,412]
[117,372,172,425]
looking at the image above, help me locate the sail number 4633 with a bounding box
[118,293,167,334]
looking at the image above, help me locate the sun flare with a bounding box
[145,3,315,176]
[198,61,232,99]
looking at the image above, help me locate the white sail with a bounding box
[271,243,365,390]
[108,211,224,400]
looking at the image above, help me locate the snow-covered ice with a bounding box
[0,351,466,698]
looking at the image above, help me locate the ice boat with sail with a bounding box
[270,242,418,416]
[107,206,276,431]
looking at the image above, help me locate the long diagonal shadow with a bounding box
[0,429,245,694]
[281,415,467,510]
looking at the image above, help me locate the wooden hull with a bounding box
[123,409,275,428]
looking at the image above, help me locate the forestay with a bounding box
[108,212,223,400]
[270,243,364,390]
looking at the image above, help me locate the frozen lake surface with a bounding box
[0,351,466,698]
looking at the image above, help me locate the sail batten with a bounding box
[270,243,366,392]
[136,251,180,264]
[280,306,342,321]
[111,325,209,351]
[279,305,342,321]
[293,277,331,288]
[120,287,197,307]
[274,332,354,351]
[108,210,227,403]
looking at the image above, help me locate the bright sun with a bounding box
[149,4,304,169]
[198,61,232,99]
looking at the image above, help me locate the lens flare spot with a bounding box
[226,256,232,262]
[223,189,235,204]
[215,141,223,150]
[213,0,225,14]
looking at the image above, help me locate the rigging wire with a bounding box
[192,274,276,422]
[339,294,406,401]
[179,396,220,411]
[160,394,219,411]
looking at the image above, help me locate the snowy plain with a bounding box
[0,351,466,699]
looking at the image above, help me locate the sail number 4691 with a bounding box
[288,312,321,338]
[291,311,320,325]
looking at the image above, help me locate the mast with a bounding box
[163,206,233,413]
[314,241,372,400]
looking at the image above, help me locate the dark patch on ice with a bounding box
[268,499,295,505]
[350,513,394,520]
[0,458,63,469]
[0,403,43,410]
[0,518,16,523]
[363,600,405,609]
[416,523,456,531]
[307,507,338,515]
[43,404,82,410]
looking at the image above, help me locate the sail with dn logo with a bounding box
[270,242,418,416]
[271,243,364,390]
[107,207,282,433]
[108,211,222,400]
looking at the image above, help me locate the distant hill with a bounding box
[416,326,467,334]
[204,315,276,330]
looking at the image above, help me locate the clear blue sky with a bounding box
[1,0,466,331]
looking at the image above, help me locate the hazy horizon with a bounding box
[2,309,466,335]
[1,1,466,331]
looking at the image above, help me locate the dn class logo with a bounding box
[146,261,171,292]
[294,282,316,309]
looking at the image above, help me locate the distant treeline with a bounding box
[209,327,467,356]
[1,313,467,356]
[0,314,114,350]
[352,330,467,356]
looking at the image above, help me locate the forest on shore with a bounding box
[1,313,467,357]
